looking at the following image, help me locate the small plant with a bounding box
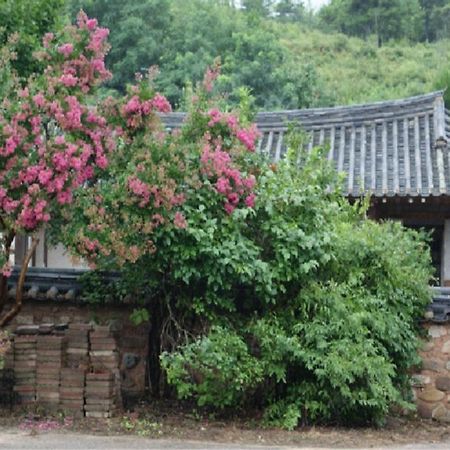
[120,414,162,437]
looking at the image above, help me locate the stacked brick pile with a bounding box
[60,368,85,417]
[66,323,91,369]
[35,336,65,410]
[13,336,37,405]
[84,325,121,417]
[89,326,119,372]
[85,372,116,418]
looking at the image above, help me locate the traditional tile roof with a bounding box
[6,267,446,322]
[162,91,450,198]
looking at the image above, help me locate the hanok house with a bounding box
[18,90,450,285]
[5,91,450,418]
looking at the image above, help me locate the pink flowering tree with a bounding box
[0,14,260,329]
[0,12,117,325]
[57,63,261,393]
[58,61,260,270]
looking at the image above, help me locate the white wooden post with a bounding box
[442,220,450,286]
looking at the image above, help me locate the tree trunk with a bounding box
[0,231,15,316]
[0,236,39,327]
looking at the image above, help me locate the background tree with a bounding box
[68,0,171,92]
[420,0,449,41]
[274,0,306,22]
[68,0,327,109]
[242,0,274,16]
[320,0,423,46]
[0,0,66,79]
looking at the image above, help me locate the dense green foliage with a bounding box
[63,0,450,108]
[0,0,66,79]
[2,0,450,108]
[0,2,437,428]
[160,142,433,427]
[320,0,424,45]
[320,0,450,44]
[277,24,450,106]
[67,0,325,109]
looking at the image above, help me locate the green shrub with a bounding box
[161,326,263,408]
[161,142,433,428]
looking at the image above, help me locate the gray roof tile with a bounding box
[161,91,450,198]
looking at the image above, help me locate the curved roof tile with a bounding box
[161,91,450,198]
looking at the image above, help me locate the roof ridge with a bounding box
[256,91,444,117]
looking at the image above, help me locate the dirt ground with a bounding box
[1,402,450,449]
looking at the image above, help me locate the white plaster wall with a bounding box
[46,243,87,269]
[442,220,450,286]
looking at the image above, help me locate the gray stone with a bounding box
[443,340,450,354]
[435,415,450,423]
[418,388,445,402]
[436,376,450,391]
[417,400,434,418]
[422,359,445,372]
[432,404,447,419]
[421,341,435,352]
[15,325,39,335]
[15,315,34,325]
[411,374,431,387]
[429,325,447,338]
[123,353,140,370]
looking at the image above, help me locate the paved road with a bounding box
[1,430,450,450]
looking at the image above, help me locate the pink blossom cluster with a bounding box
[121,93,171,128]
[206,108,260,151]
[127,175,186,229]
[1,262,12,277]
[44,11,112,94]
[201,143,256,214]
[0,12,115,239]
[203,62,220,93]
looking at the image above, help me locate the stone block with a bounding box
[436,377,450,391]
[418,387,445,403]
[432,404,447,419]
[442,341,450,354]
[15,314,34,325]
[421,341,435,352]
[429,326,447,339]
[86,372,113,382]
[417,400,434,418]
[411,374,431,387]
[422,359,445,372]
[85,411,113,418]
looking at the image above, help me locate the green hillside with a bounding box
[275,23,450,106]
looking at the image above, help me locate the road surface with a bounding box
[1,429,450,450]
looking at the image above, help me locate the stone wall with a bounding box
[8,301,450,421]
[413,322,450,421]
[2,299,149,409]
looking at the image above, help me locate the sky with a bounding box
[307,0,330,11]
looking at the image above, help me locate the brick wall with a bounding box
[9,302,450,421]
[2,300,149,410]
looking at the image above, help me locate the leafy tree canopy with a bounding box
[0,0,66,79]
[68,0,326,109]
